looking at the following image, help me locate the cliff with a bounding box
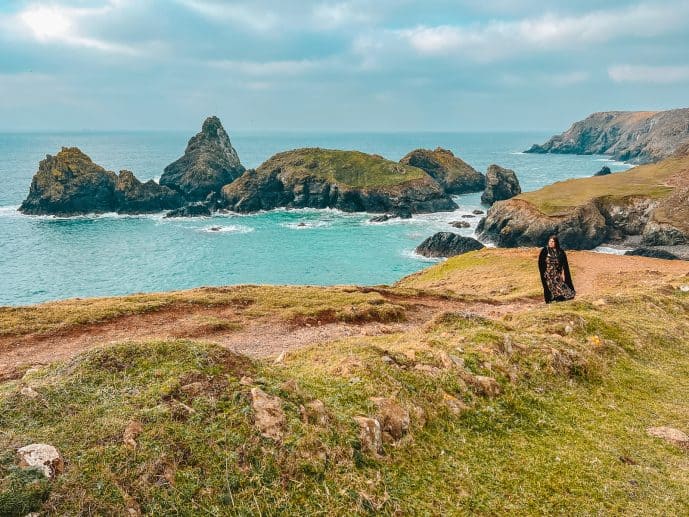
[526,108,689,164]
[399,147,485,194]
[478,153,689,249]
[221,148,458,214]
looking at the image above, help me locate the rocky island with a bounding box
[526,108,689,164]
[399,147,485,194]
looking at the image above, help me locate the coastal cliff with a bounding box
[221,148,458,214]
[399,147,485,194]
[477,153,689,249]
[526,108,689,164]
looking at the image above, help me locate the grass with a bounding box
[516,154,688,216]
[258,148,428,188]
[0,285,406,337]
[1,252,689,514]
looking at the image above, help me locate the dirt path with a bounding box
[1,251,687,382]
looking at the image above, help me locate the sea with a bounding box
[0,131,631,306]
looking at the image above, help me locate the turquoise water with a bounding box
[0,131,630,306]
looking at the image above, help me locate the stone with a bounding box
[625,247,680,260]
[471,375,501,397]
[415,232,484,258]
[20,386,40,398]
[370,397,410,442]
[17,443,64,479]
[123,421,143,449]
[646,426,689,446]
[594,165,612,176]
[399,147,485,194]
[449,220,471,228]
[472,209,484,215]
[353,416,382,454]
[160,116,245,201]
[300,399,329,425]
[250,387,286,441]
[443,393,469,415]
[369,214,395,223]
[164,202,212,218]
[481,164,521,205]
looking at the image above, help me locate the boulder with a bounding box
[221,148,458,214]
[415,232,484,258]
[300,399,329,426]
[450,220,471,228]
[353,416,382,454]
[625,247,680,260]
[160,116,245,201]
[399,147,485,194]
[164,203,212,218]
[114,170,182,213]
[594,165,612,176]
[370,397,410,442]
[250,387,285,441]
[19,147,118,215]
[646,426,689,447]
[481,164,521,205]
[17,443,64,479]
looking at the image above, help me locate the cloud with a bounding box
[312,2,373,29]
[176,0,279,32]
[608,64,689,84]
[395,2,689,61]
[7,1,139,54]
[208,58,324,76]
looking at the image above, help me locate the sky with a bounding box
[0,0,688,132]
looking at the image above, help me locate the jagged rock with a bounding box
[594,165,612,176]
[369,214,395,223]
[525,108,689,164]
[399,147,485,194]
[300,399,329,425]
[415,232,484,258]
[625,247,680,260]
[370,397,410,442]
[646,426,689,447]
[481,165,521,205]
[472,209,484,215]
[17,443,64,479]
[250,387,285,441]
[221,148,457,214]
[19,147,118,215]
[160,116,245,201]
[353,416,382,454]
[450,220,471,228]
[164,203,212,218]
[114,170,182,213]
[123,421,143,449]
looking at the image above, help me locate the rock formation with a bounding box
[399,147,485,194]
[415,232,485,258]
[481,165,521,205]
[525,108,689,164]
[594,166,611,176]
[625,247,680,260]
[160,116,245,201]
[19,147,184,216]
[221,148,458,214]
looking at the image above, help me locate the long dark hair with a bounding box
[546,234,562,251]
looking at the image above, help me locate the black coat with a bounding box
[538,247,575,303]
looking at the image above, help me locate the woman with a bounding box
[538,235,575,303]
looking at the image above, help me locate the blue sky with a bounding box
[0,0,688,131]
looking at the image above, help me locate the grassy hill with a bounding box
[1,250,689,515]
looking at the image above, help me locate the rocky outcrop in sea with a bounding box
[480,165,521,205]
[525,108,689,164]
[19,148,183,216]
[221,148,458,214]
[415,232,484,258]
[399,148,485,194]
[160,116,245,201]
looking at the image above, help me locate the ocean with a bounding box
[0,131,630,306]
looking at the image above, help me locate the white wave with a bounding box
[0,205,21,218]
[400,248,442,262]
[592,246,630,255]
[199,224,254,234]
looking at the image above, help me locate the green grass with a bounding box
[258,148,428,188]
[2,283,688,514]
[517,155,686,216]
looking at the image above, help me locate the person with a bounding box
[538,235,575,303]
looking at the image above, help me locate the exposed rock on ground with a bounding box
[17,444,64,479]
[250,387,286,441]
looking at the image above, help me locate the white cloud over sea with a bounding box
[0,0,687,131]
